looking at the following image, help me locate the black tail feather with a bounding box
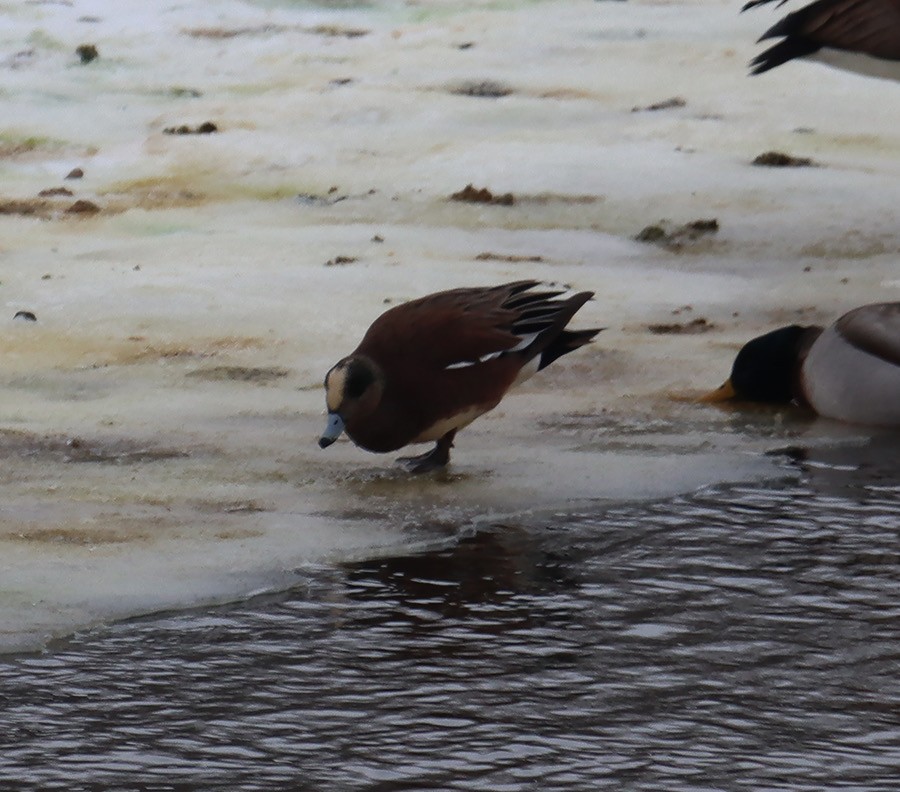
[750,36,819,74]
[538,328,603,371]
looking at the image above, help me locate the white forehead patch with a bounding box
[325,364,348,412]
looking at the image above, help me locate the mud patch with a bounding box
[647,317,716,335]
[118,336,265,365]
[37,187,73,197]
[632,96,686,112]
[536,87,598,100]
[474,252,545,263]
[101,176,213,210]
[120,341,210,362]
[183,22,369,40]
[324,255,358,267]
[0,199,51,218]
[449,80,513,98]
[186,365,290,384]
[518,192,601,206]
[182,24,290,39]
[214,526,267,541]
[297,189,348,206]
[0,136,63,160]
[0,196,102,219]
[307,24,369,39]
[163,121,218,135]
[0,429,189,465]
[799,232,890,260]
[9,526,143,546]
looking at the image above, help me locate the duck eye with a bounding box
[344,361,374,399]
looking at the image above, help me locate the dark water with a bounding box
[1,440,898,791]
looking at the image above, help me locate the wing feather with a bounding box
[356,281,539,370]
[835,302,900,367]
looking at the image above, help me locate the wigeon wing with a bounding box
[758,0,900,59]
[356,282,542,370]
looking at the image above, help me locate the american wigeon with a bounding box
[319,280,600,472]
[703,302,900,425]
[744,0,900,79]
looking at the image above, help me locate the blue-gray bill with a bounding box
[318,412,345,448]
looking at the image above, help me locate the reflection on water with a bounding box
[1,438,898,791]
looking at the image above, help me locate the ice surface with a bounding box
[0,0,897,651]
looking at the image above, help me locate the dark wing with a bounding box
[741,0,787,12]
[743,0,791,11]
[356,281,591,370]
[835,302,900,367]
[750,0,900,74]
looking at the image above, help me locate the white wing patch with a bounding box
[508,332,539,352]
[443,332,539,371]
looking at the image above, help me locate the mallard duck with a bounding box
[703,302,900,425]
[744,0,900,80]
[319,280,600,472]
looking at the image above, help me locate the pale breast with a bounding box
[411,404,492,443]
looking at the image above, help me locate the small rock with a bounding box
[0,200,47,217]
[307,24,369,38]
[635,218,719,250]
[371,234,384,243]
[685,218,718,234]
[14,311,37,322]
[65,167,84,180]
[324,255,358,267]
[474,252,544,263]
[450,184,515,205]
[632,96,686,112]
[163,121,218,135]
[76,44,98,64]
[66,199,101,214]
[169,86,203,98]
[450,80,513,98]
[647,317,715,335]
[634,224,668,243]
[296,192,346,206]
[38,187,74,197]
[752,151,814,167]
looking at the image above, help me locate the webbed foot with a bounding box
[395,430,455,474]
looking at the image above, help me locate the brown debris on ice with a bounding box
[450,184,515,205]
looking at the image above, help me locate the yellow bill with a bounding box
[699,378,737,403]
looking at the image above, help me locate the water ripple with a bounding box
[0,444,898,791]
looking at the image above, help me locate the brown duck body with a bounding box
[320,281,600,470]
[745,0,900,79]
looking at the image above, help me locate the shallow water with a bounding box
[2,437,897,791]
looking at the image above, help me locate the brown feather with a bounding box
[331,281,598,456]
[834,302,900,367]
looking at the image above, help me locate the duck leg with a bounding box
[395,430,456,474]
